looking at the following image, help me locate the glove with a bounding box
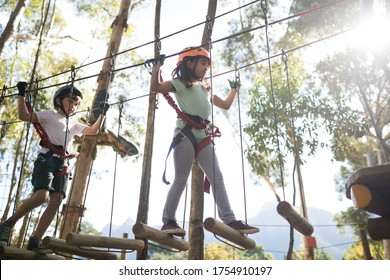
[228,79,241,89]
[17,81,28,97]
[157,54,166,66]
[99,101,110,115]
[144,54,166,68]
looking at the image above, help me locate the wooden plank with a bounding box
[0,245,65,260]
[277,201,314,236]
[132,222,190,251]
[350,184,390,217]
[367,217,390,240]
[203,218,256,250]
[345,164,390,199]
[42,237,117,260]
[66,233,144,251]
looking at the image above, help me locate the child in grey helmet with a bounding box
[0,82,108,253]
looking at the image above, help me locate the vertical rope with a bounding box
[205,15,218,221]
[261,0,286,200]
[12,82,36,244]
[234,66,248,224]
[79,53,114,233]
[281,50,299,206]
[108,101,123,239]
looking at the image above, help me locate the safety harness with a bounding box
[25,101,71,177]
[161,92,221,193]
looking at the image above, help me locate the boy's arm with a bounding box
[17,82,38,123]
[82,102,109,135]
[82,114,106,135]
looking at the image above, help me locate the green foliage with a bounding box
[342,240,385,260]
[333,207,385,259]
[221,1,369,194]
[288,0,362,38]
[334,207,369,235]
[292,248,333,260]
[80,220,102,235]
[236,245,274,260]
[147,242,271,260]
[148,245,188,260]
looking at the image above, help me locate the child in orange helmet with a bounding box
[150,46,259,236]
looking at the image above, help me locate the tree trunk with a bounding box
[28,0,54,87]
[0,0,26,56]
[60,0,132,240]
[136,0,160,260]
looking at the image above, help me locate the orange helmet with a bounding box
[176,46,210,66]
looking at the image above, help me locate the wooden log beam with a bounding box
[132,222,190,251]
[42,237,117,260]
[277,201,314,236]
[66,233,145,251]
[0,245,65,260]
[203,218,256,250]
[345,164,390,200]
[367,217,390,240]
[350,184,390,216]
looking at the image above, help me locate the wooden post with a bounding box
[188,164,205,259]
[135,0,160,260]
[66,232,144,251]
[187,0,219,260]
[359,229,372,260]
[204,218,256,250]
[42,237,118,260]
[367,217,390,240]
[60,0,132,241]
[120,233,128,260]
[133,222,190,252]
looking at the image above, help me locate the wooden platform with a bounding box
[132,222,190,251]
[367,217,390,240]
[345,164,390,217]
[0,245,65,260]
[42,237,117,260]
[203,218,257,250]
[277,201,314,236]
[74,129,138,158]
[66,233,145,251]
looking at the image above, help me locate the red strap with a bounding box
[55,166,70,177]
[159,75,222,194]
[159,73,207,129]
[25,102,66,157]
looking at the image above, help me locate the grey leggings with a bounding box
[162,136,236,224]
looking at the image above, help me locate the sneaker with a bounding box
[27,236,53,254]
[0,219,12,246]
[161,220,186,237]
[228,220,259,234]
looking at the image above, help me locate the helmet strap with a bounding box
[56,98,70,118]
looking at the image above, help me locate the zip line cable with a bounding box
[1,0,354,98]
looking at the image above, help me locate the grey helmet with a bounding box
[53,85,83,109]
